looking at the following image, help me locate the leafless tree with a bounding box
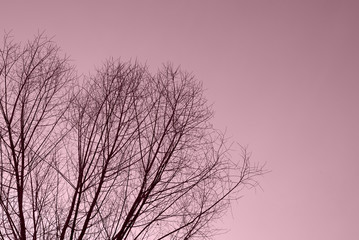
[0,34,263,240]
[0,33,75,240]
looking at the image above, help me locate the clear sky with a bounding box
[1,1,359,239]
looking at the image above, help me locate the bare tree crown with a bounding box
[0,34,263,240]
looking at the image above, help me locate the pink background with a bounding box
[1,1,359,239]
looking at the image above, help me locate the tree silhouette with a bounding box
[0,34,263,240]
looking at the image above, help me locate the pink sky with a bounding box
[1,1,359,239]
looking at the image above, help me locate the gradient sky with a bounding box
[1,1,359,239]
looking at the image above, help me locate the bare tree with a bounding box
[0,34,263,240]
[0,33,75,240]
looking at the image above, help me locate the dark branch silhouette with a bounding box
[0,34,263,240]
